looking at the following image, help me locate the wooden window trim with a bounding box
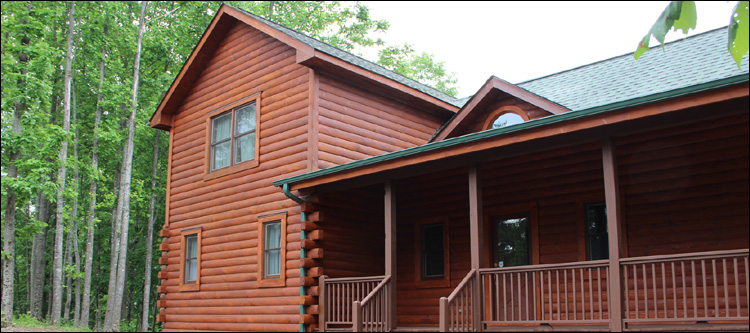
[204,91,261,181]
[483,202,539,268]
[258,212,287,288]
[179,227,202,292]
[482,105,530,131]
[414,220,451,288]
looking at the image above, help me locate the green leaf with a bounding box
[729,1,749,68]
[672,1,697,34]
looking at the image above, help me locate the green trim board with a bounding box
[273,74,748,188]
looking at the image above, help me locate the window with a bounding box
[210,102,257,170]
[491,113,525,129]
[258,212,286,287]
[179,227,201,291]
[585,202,608,260]
[493,214,530,268]
[415,221,450,288]
[422,223,445,280]
[204,92,261,180]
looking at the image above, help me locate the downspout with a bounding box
[283,183,308,332]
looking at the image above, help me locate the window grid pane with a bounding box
[234,132,256,164]
[235,103,256,135]
[185,235,198,284]
[264,222,281,279]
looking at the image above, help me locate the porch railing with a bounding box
[319,275,385,331]
[353,275,392,332]
[439,268,479,332]
[479,260,610,328]
[620,249,749,325]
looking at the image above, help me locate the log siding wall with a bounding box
[159,21,310,332]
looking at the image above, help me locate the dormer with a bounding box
[431,76,569,141]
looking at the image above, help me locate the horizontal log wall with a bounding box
[618,111,749,256]
[316,74,444,169]
[159,21,310,332]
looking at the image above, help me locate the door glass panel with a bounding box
[494,216,529,268]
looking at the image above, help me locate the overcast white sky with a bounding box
[360,1,738,97]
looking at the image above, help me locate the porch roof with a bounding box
[273,74,749,191]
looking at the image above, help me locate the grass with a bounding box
[12,313,92,332]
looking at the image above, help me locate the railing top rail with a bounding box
[359,275,391,306]
[619,248,749,264]
[445,268,477,302]
[325,275,386,283]
[478,260,609,274]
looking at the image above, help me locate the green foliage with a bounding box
[729,1,749,68]
[377,43,459,96]
[12,312,92,331]
[636,1,749,68]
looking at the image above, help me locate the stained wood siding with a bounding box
[319,185,385,279]
[160,21,310,332]
[619,112,749,257]
[316,74,444,169]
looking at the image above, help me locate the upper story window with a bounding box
[211,102,257,171]
[490,112,525,129]
[204,92,261,180]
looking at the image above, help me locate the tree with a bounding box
[636,1,749,68]
[377,43,459,96]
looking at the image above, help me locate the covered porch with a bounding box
[277,84,749,332]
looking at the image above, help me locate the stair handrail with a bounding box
[439,268,478,332]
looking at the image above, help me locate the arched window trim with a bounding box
[482,105,530,131]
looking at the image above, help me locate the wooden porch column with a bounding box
[602,139,624,332]
[469,165,483,331]
[385,181,397,330]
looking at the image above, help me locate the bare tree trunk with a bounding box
[2,3,32,327]
[30,192,48,320]
[80,20,108,330]
[51,2,75,325]
[141,131,161,332]
[63,235,72,320]
[104,2,148,331]
[71,88,82,327]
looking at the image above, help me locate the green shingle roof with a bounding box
[517,28,749,111]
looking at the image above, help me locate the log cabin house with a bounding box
[149,4,749,332]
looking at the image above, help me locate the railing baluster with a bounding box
[624,265,629,320]
[701,260,707,319]
[556,269,560,321]
[526,271,530,321]
[713,259,718,318]
[503,273,507,321]
[580,268,584,321]
[723,258,729,317]
[662,262,668,319]
[564,269,568,320]
[634,264,639,319]
[599,267,604,320]
[682,261,687,319]
[652,263,658,319]
[734,257,740,318]
[572,268,577,320]
[643,263,648,319]
[589,267,594,320]
[691,260,697,319]
[672,261,678,319]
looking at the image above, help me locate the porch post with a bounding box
[385,181,397,330]
[602,139,624,332]
[469,165,483,331]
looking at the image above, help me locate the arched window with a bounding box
[483,106,529,130]
[491,113,525,129]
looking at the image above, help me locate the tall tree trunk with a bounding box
[63,235,72,320]
[81,20,108,329]
[29,192,48,320]
[104,2,148,331]
[141,130,161,332]
[51,2,75,325]
[2,2,32,327]
[70,87,82,327]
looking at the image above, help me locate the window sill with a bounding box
[257,278,285,288]
[204,159,259,181]
[179,283,200,292]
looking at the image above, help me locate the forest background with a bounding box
[0,1,459,331]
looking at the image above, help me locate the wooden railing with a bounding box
[319,275,385,331]
[353,275,392,332]
[620,249,749,325]
[440,269,479,332]
[479,260,610,328]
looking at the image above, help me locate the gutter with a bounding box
[274,74,748,190]
[282,183,308,333]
